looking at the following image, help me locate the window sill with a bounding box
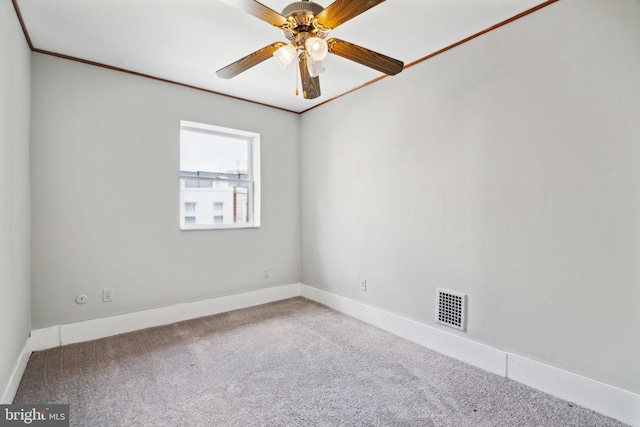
[180,224,260,231]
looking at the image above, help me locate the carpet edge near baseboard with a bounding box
[20,282,640,426]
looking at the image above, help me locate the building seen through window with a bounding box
[179,121,260,230]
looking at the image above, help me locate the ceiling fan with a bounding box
[216,0,404,99]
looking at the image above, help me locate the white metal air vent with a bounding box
[436,288,466,331]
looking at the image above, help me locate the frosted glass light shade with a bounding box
[273,43,297,69]
[307,59,325,77]
[305,37,328,61]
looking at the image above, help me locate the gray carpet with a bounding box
[15,297,627,426]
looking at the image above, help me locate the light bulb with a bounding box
[273,43,297,69]
[305,37,328,62]
[307,59,325,77]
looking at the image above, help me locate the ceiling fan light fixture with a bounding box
[273,43,297,69]
[305,37,328,61]
[307,59,325,77]
[216,0,404,100]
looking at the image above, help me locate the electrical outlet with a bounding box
[360,279,367,291]
[103,288,113,302]
[263,267,269,279]
[75,294,88,304]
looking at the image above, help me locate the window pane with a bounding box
[179,121,259,230]
[180,179,249,226]
[180,128,249,175]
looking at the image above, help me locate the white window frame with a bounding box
[179,121,261,230]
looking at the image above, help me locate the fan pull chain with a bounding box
[295,63,299,96]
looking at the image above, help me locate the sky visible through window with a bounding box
[180,128,248,173]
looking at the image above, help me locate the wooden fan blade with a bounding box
[316,0,385,29]
[216,42,286,79]
[218,0,287,27]
[298,56,321,99]
[327,38,404,75]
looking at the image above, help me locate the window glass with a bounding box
[179,121,260,230]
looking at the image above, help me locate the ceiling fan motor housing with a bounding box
[281,0,327,41]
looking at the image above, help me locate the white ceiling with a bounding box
[16,0,549,113]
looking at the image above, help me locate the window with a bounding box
[184,202,196,224]
[179,121,260,230]
[184,176,213,188]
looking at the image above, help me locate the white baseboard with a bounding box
[24,282,639,426]
[508,354,640,427]
[300,284,640,427]
[30,325,61,351]
[31,284,301,351]
[300,284,506,375]
[1,339,32,404]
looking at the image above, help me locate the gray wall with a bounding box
[0,1,31,399]
[30,54,301,328]
[301,0,640,394]
[16,0,640,399]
